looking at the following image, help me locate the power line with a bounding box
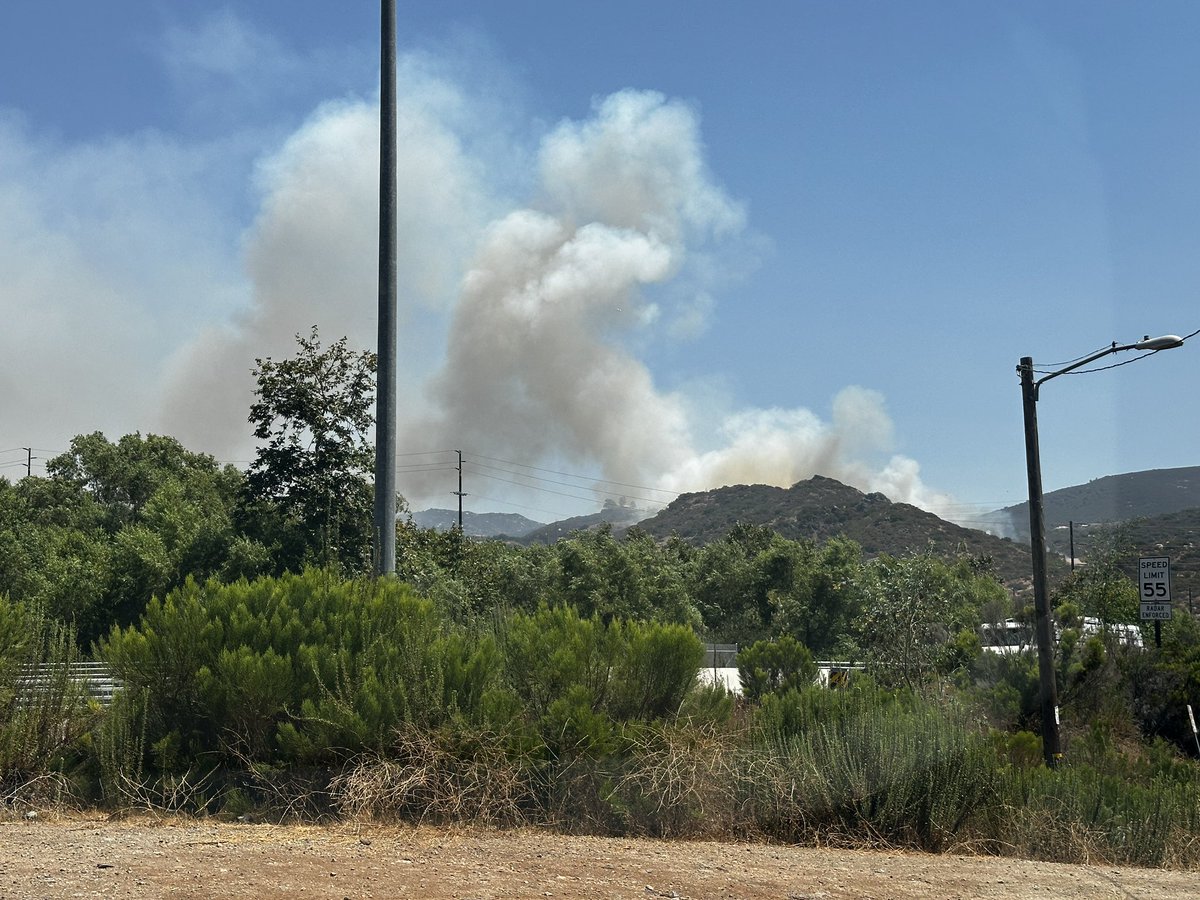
[463,451,680,497]
[464,458,666,503]
[396,448,457,458]
[1033,329,1198,378]
[464,462,670,508]
[467,491,573,519]
[467,469,617,506]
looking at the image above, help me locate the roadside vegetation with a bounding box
[3,330,1200,868]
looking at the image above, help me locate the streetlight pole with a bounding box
[1019,357,1062,767]
[374,0,398,576]
[1018,334,1183,769]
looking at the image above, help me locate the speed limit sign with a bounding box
[1139,556,1173,620]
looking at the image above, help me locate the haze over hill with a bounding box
[518,504,644,546]
[411,508,542,539]
[983,467,1200,543]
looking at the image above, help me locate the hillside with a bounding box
[635,476,1041,587]
[1044,507,1200,605]
[990,466,1200,542]
[519,505,644,545]
[412,508,543,539]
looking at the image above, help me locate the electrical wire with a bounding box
[1052,352,1158,377]
[396,449,456,458]
[1038,343,1117,369]
[463,458,670,503]
[466,468,610,505]
[1033,329,1198,378]
[462,452,680,497]
[464,463,670,508]
[466,491,574,519]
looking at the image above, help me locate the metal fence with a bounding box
[15,662,122,707]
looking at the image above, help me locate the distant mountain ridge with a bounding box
[518,505,644,545]
[991,466,1200,543]
[411,508,543,539]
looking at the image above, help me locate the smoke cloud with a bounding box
[406,90,954,518]
[1,35,954,519]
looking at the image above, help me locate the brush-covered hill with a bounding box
[634,475,1039,587]
[990,466,1200,542]
[1043,506,1200,603]
[518,504,644,545]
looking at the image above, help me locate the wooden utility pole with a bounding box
[1019,357,1063,768]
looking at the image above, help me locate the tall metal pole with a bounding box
[373,0,398,575]
[1019,357,1063,768]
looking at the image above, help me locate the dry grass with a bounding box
[331,725,535,827]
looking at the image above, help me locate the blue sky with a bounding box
[1,1,1197,525]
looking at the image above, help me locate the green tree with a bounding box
[771,536,864,657]
[3,434,254,643]
[855,552,992,687]
[243,327,377,573]
[46,432,237,532]
[688,524,785,642]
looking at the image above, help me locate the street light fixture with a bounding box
[1018,334,1184,769]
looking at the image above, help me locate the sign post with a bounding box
[1189,704,1200,757]
[1139,556,1173,648]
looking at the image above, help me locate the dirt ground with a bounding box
[1,816,1196,899]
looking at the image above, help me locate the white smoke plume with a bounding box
[1,43,954,519]
[158,70,493,455]
[407,90,955,518]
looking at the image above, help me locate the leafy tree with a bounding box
[549,525,697,625]
[855,552,991,687]
[2,434,256,643]
[243,327,377,573]
[1053,549,1141,634]
[46,432,237,532]
[770,536,864,657]
[688,525,785,642]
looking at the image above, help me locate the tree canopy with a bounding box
[244,327,377,573]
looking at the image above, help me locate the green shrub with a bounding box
[751,689,996,851]
[753,676,912,742]
[1000,762,1200,867]
[737,636,816,701]
[100,570,502,769]
[0,599,97,803]
[501,606,703,730]
[608,620,703,721]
